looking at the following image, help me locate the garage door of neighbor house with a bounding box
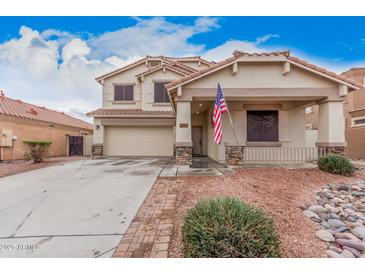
[105,126,174,156]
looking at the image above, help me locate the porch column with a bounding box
[316,101,346,155]
[175,101,192,165]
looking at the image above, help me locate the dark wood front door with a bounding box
[69,136,83,156]
[247,110,279,142]
[192,127,203,155]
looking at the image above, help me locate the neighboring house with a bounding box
[305,68,365,159]
[87,51,362,165]
[0,93,93,161]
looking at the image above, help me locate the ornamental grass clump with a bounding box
[23,140,52,163]
[318,154,354,177]
[182,197,281,258]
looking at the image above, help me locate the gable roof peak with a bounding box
[233,50,291,58]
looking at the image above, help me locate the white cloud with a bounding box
[0,26,114,121]
[88,17,219,59]
[40,28,75,46]
[194,17,220,32]
[255,34,279,44]
[202,34,280,61]
[61,38,91,62]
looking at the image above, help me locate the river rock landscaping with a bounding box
[303,179,365,258]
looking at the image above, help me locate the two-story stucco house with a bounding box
[87,51,362,165]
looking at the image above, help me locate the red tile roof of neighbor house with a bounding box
[86,108,175,118]
[165,50,364,91]
[0,93,93,130]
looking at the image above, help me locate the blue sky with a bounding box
[0,16,364,120]
[1,17,365,62]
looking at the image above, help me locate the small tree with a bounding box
[23,140,52,163]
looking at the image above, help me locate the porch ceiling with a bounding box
[190,99,319,114]
[191,101,211,114]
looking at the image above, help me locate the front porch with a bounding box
[174,98,346,166]
[165,51,359,166]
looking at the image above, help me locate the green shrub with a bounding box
[182,197,281,258]
[318,154,354,176]
[23,140,52,163]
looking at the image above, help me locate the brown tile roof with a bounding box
[233,50,291,57]
[287,56,363,89]
[95,55,212,82]
[166,50,364,91]
[165,56,237,90]
[150,55,214,66]
[168,61,198,73]
[135,64,190,79]
[86,108,176,118]
[95,57,148,82]
[0,95,93,130]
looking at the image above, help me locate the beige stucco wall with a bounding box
[176,101,192,143]
[93,117,104,144]
[317,101,345,144]
[0,115,92,161]
[184,63,338,90]
[141,70,180,111]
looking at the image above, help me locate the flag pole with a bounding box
[219,83,244,166]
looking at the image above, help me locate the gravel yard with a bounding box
[168,168,365,257]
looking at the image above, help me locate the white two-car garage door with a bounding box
[105,126,174,156]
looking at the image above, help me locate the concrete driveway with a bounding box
[0,157,173,257]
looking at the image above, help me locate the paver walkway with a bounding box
[113,177,177,258]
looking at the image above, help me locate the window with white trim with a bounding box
[154,82,170,103]
[114,85,134,101]
[353,118,365,126]
[305,106,313,114]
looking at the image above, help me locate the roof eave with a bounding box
[287,60,362,90]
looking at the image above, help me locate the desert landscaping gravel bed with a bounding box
[303,179,365,258]
[168,168,365,257]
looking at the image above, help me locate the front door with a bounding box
[192,127,203,155]
[247,110,279,142]
[69,136,83,156]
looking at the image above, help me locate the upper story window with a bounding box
[353,117,365,126]
[154,82,170,103]
[305,106,313,114]
[114,85,134,101]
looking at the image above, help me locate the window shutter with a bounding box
[124,85,134,101]
[114,86,123,101]
[154,83,165,103]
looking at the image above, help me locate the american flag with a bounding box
[212,83,228,144]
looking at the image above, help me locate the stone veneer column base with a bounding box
[225,145,244,166]
[316,143,346,156]
[175,143,192,165]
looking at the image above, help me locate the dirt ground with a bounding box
[168,168,365,258]
[0,156,85,178]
